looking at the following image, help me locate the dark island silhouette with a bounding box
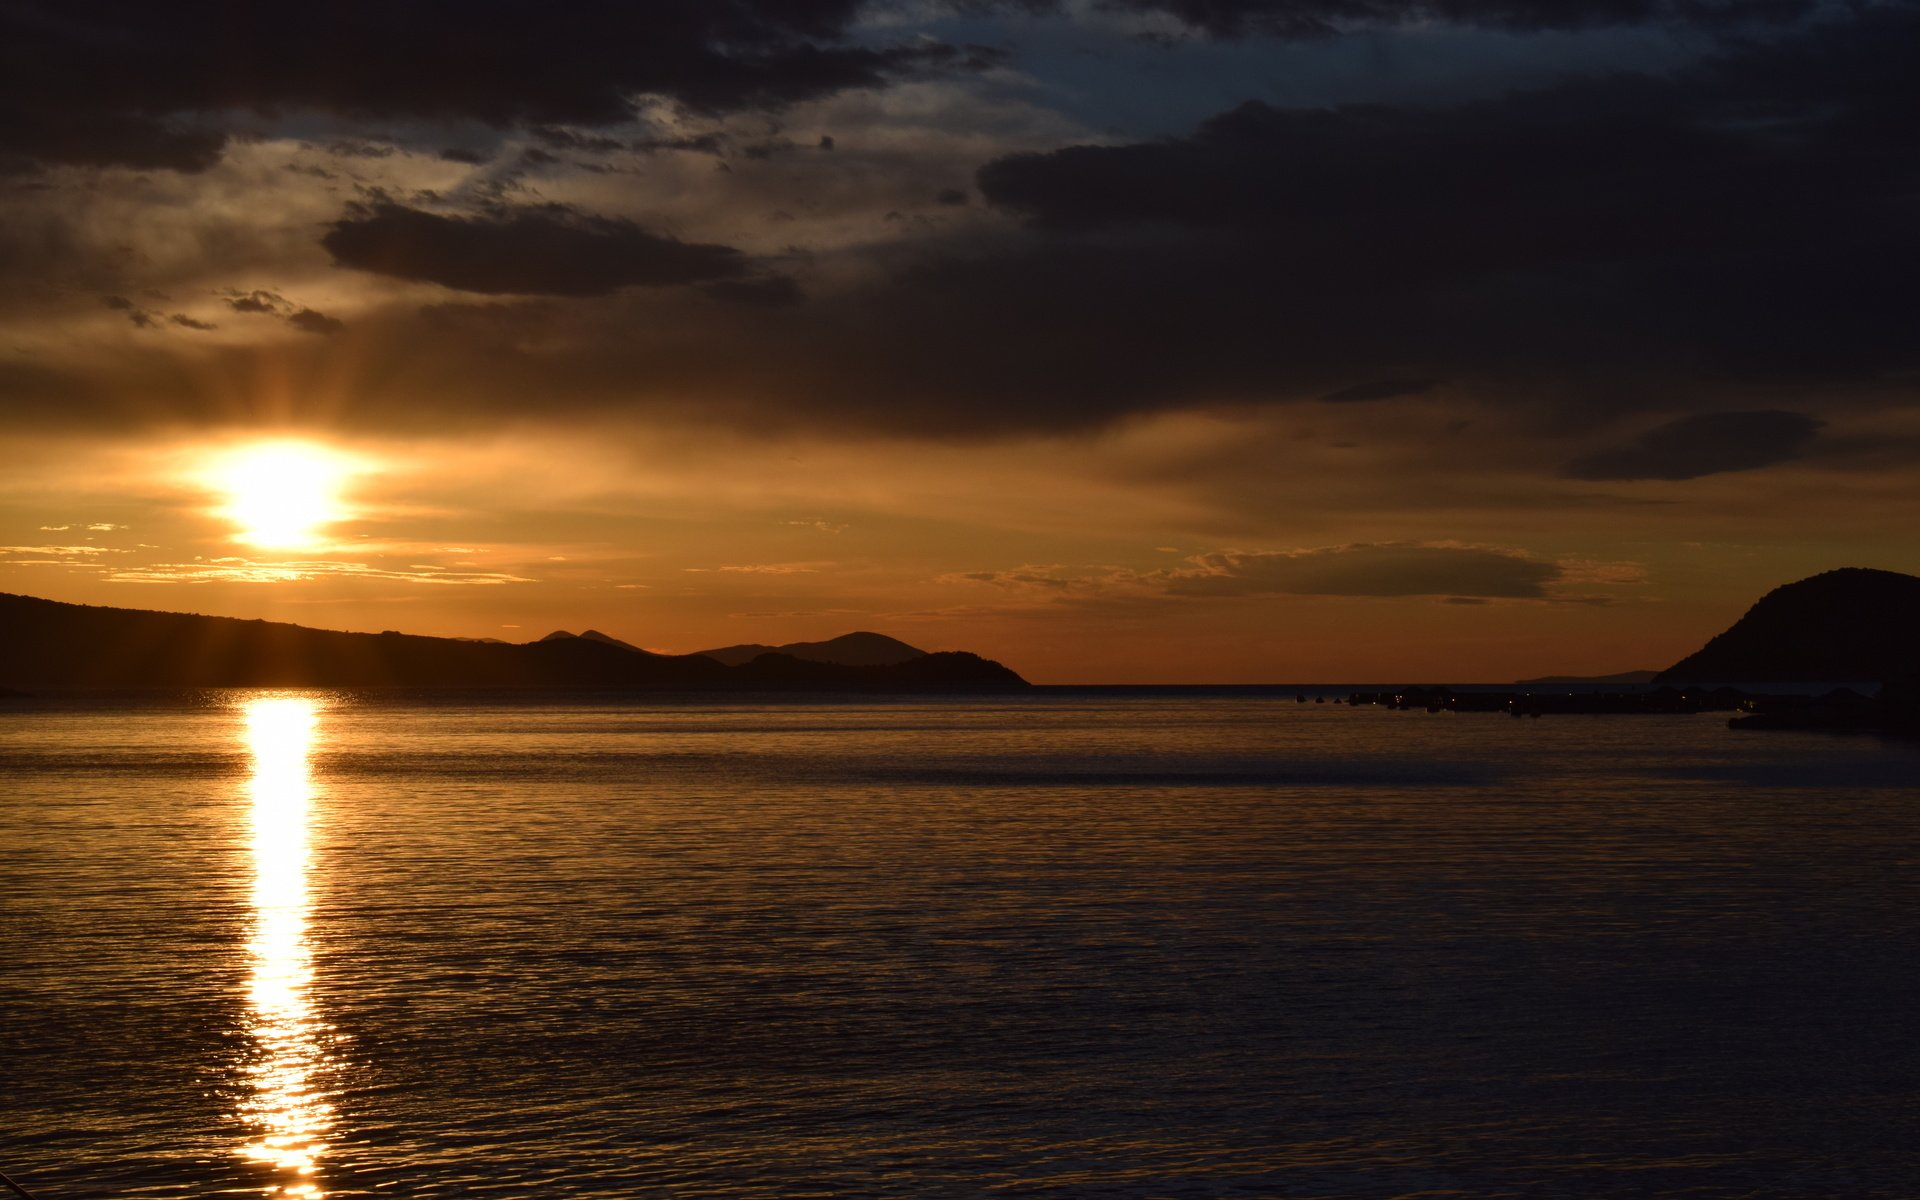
[1656,567,1920,683]
[0,593,1027,691]
[1342,568,1920,734]
[692,632,926,667]
[1651,567,1920,734]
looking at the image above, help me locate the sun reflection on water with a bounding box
[238,696,335,1198]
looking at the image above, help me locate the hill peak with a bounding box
[537,628,645,652]
[578,629,646,653]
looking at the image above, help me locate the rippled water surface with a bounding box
[5,691,1920,1198]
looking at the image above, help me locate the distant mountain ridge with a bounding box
[1514,670,1661,686]
[694,631,926,667]
[540,629,651,654]
[1658,567,1920,683]
[0,593,1027,691]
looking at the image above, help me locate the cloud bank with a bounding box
[0,1,999,172]
[1563,411,1825,481]
[323,204,749,296]
[1165,544,1562,598]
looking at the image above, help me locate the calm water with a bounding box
[3,691,1919,1199]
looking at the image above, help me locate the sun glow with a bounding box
[210,442,357,550]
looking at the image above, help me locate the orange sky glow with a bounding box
[4,411,1914,681]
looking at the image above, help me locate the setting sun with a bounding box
[210,442,356,550]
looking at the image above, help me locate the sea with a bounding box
[3,688,1919,1199]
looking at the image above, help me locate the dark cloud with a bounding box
[219,290,343,335]
[703,277,804,307]
[325,139,397,160]
[101,295,159,328]
[978,23,1915,253]
[0,2,996,172]
[322,203,748,296]
[948,543,1565,604]
[10,6,1917,451]
[287,309,346,336]
[1095,0,1817,38]
[1562,410,1824,480]
[958,7,1920,420]
[1321,378,1442,403]
[1164,544,1562,598]
[168,314,217,332]
[634,134,727,156]
[532,127,629,154]
[0,108,226,175]
[0,2,1808,175]
[225,292,289,316]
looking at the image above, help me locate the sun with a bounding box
[209,441,357,550]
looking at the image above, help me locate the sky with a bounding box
[2,0,1916,683]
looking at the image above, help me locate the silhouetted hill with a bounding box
[0,594,1026,691]
[725,650,1015,688]
[540,629,650,653]
[695,631,927,667]
[1657,568,1920,682]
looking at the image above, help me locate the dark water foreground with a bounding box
[4,691,1919,1198]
